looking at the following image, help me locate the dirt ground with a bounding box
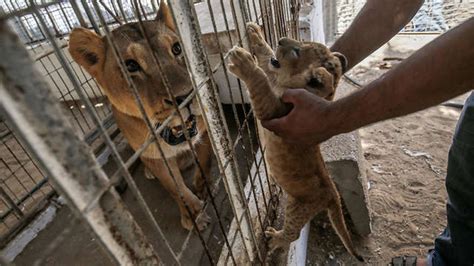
[305,35,468,264]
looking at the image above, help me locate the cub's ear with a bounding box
[332,52,348,73]
[69,28,105,78]
[155,1,176,32]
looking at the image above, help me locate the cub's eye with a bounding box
[125,59,141,73]
[172,42,182,56]
[270,57,280,68]
[293,47,300,57]
[307,77,323,88]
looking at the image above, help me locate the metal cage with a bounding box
[0,0,302,264]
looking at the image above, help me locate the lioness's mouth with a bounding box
[156,115,198,146]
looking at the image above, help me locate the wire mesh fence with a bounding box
[336,0,474,35]
[0,0,301,264]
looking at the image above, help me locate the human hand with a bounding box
[261,89,338,144]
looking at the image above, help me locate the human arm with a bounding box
[262,18,474,144]
[330,0,424,71]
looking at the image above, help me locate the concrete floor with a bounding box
[12,105,259,265]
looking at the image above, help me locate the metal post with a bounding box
[323,0,337,43]
[69,0,88,28]
[80,0,100,34]
[167,1,261,263]
[0,21,159,265]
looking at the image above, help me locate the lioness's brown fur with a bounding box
[228,23,363,260]
[69,2,212,231]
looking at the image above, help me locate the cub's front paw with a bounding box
[228,46,257,80]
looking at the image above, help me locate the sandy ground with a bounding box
[305,35,468,264]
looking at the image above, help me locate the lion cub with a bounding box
[228,23,363,261]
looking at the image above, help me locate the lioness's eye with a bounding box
[125,59,140,73]
[172,42,182,56]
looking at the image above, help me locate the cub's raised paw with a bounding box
[246,22,265,47]
[265,227,288,256]
[228,46,256,79]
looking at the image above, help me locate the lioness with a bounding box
[228,23,363,260]
[69,2,212,231]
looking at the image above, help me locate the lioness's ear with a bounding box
[69,28,105,78]
[332,52,348,73]
[156,1,176,32]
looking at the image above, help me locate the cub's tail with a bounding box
[327,201,364,262]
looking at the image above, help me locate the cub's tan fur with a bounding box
[69,2,212,231]
[228,23,363,260]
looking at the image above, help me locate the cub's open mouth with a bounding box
[155,115,198,146]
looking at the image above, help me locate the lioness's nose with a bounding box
[175,95,187,105]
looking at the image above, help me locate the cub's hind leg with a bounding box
[265,196,324,255]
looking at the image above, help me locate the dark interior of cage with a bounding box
[0,1,281,265]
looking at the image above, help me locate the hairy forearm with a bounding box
[331,0,424,71]
[331,18,474,136]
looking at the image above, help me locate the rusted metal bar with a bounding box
[0,19,159,265]
[206,1,268,234]
[80,0,100,34]
[167,0,262,263]
[0,187,24,218]
[70,0,88,28]
[99,0,122,25]
[230,0,250,49]
[0,0,61,19]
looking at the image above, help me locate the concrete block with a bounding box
[321,132,371,236]
[320,82,372,236]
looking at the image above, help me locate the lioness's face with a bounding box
[268,37,347,100]
[69,4,199,144]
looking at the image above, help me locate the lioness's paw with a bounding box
[228,46,256,79]
[144,168,156,179]
[181,211,211,232]
[265,227,288,256]
[196,212,211,231]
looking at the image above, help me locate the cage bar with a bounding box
[0,19,158,265]
[168,1,263,263]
